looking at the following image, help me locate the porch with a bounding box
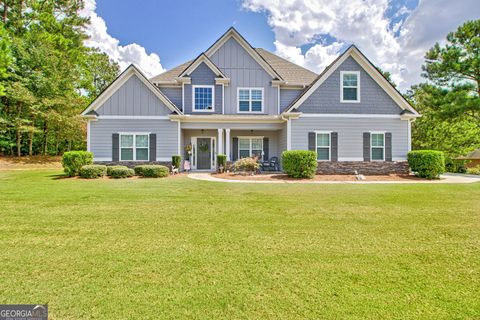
[180,124,286,171]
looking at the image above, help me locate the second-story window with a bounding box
[238,88,263,113]
[193,85,214,111]
[341,71,360,103]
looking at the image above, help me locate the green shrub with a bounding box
[172,155,181,169]
[107,165,128,176]
[62,151,93,176]
[407,150,445,179]
[79,165,107,179]
[282,150,317,179]
[466,165,480,175]
[217,154,227,168]
[234,157,260,173]
[134,165,169,178]
[445,157,467,173]
[109,167,135,179]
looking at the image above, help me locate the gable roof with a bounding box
[81,64,183,117]
[179,53,227,78]
[283,45,420,116]
[255,48,317,86]
[205,27,283,80]
[150,60,192,84]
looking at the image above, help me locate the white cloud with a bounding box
[80,0,164,77]
[243,0,480,91]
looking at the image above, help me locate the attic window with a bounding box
[341,71,360,103]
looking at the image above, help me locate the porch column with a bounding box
[225,128,231,161]
[217,128,223,155]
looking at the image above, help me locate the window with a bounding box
[315,132,330,161]
[238,88,263,113]
[371,133,385,161]
[238,137,263,158]
[193,85,214,111]
[120,133,149,161]
[341,71,360,102]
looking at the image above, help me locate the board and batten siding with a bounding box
[183,62,222,114]
[280,89,302,110]
[290,117,409,160]
[96,74,173,116]
[210,37,279,115]
[90,119,178,160]
[158,87,182,109]
[297,57,403,114]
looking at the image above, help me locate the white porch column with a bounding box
[217,128,224,155]
[287,119,292,150]
[225,128,231,160]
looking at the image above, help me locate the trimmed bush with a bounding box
[467,165,480,175]
[234,157,260,173]
[79,165,107,179]
[282,150,317,179]
[172,155,181,169]
[217,154,227,168]
[134,165,169,178]
[107,165,128,176]
[407,150,445,179]
[109,167,135,179]
[62,151,93,176]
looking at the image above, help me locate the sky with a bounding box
[81,0,480,92]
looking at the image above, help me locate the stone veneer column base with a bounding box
[317,161,409,175]
[94,161,172,169]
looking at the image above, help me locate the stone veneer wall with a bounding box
[316,161,409,175]
[95,161,172,169]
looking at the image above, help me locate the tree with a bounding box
[422,20,480,124]
[83,49,120,98]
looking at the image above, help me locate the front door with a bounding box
[196,138,211,170]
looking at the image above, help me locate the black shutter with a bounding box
[363,132,371,161]
[331,132,338,162]
[263,137,269,161]
[232,137,238,161]
[149,133,156,162]
[385,132,392,161]
[308,132,316,151]
[112,133,119,162]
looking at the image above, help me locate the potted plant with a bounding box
[217,154,227,173]
[184,144,192,172]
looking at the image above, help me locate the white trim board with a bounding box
[179,53,227,79]
[81,64,183,117]
[284,46,419,116]
[98,115,170,120]
[299,113,404,118]
[205,27,282,81]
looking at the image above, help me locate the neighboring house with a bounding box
[457,148,480,168]
[81,27,420,174]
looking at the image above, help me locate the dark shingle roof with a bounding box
[150,60,192,83]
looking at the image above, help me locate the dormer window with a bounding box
[193,85,214,112]
[238,88,263,113]
[341,71,360,103]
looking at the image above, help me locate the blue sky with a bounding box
[95,0,276,70]
[84,0,479,91]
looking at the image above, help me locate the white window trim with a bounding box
[237,87,264,113]
[237,136,264,159]
[370,131,385,162]
[315,131,331,161]
[119,132,150,162]
[192,85,215,112]
[340,71,360,103]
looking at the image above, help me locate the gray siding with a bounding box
[291,117,409,160]
[158,86,182,109]
[210,37,279,115]
[297,57,403,114]
[90,119,178,160]
[280,89,302,110]
[96,74,172,116]
[184,62,222,114]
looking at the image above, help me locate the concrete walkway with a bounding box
[188,173,480,184]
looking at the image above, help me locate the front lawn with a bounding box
[0,169,479,319]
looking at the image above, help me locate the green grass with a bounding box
[0,169,479,319]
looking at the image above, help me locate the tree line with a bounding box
[0,0,119,156]
[0,3,478,161]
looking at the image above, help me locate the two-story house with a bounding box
[81,27,420,174]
